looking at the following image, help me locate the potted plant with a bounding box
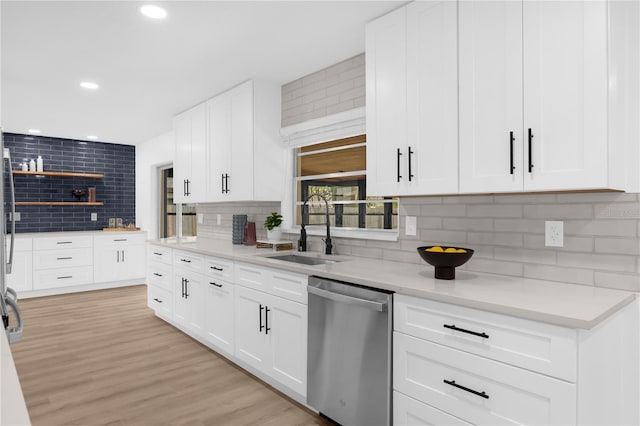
[264,212,283,242]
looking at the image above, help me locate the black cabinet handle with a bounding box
[57,276,73,279]
[122,250,125,262]
[153,252,163,256]
[154,298,163,304]
[225,174,230,193]
[443,324,489,339]
[183,180,187,197]
[209,282,223,288]
[528,128,534,173]
[265,307,271,334]
[181,278,185,298]
[180,259,191,263]
[114,238,127,242]
[396,148,403,182]
[56,257,72,260]
[56,241,72,244]
[509,131,515,175]
[221,174,225,194]
[444,379,489,399]
[153,272,162,277]
[259,304,265,332]
[408,146,414,182]
[186,179,191,196]
[117,251,120,263]
[210,266,223,272]
[184,279,189,299]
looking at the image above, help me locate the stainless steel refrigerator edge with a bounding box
[307,276,393,426]
[0,129,23,343]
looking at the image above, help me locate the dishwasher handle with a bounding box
[308,285,387,312]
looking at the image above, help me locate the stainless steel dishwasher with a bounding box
[307,275,393,426]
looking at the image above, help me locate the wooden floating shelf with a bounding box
[16,202,104,206]
[12,170,104,179]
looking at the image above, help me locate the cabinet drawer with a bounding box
[204,256,234,281]
[394,332,576,426]
[6,237,32,252]
[33,266,94,290]
[394,294,577,382]
[148,263,172,291]
[270,269,307,304]
[394,391,472,426]
[34,248,93,270]
[235,262,269,293]
[173,250,204,273]
[33,235,93,251]
[94,233,147,247]
[148,285,172,320]
[148,245,172,266]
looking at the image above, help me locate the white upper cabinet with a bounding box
[367,1,458,197]
[460,0,625,193]
[173,103,207,203]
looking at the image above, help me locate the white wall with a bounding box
[135,130,174,239]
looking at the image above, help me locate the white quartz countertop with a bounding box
[150,238,636,329]
[14,230,146,238]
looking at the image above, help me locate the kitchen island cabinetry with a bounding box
[94,233,146,284]
[394,294,638,425]
[173,103,207,203]
[366,0,458,197]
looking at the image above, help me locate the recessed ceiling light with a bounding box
[140,5,167,19]
[80,81,99,90]
[27,129,41,134]
[87,135,98,140]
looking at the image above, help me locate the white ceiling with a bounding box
[1,1,400,145]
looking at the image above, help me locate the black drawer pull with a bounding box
[259,304,265,332]
[56,241,72,244]
[209,282,223,288]
[528,128,534,173]
[444,379,489,399]
[265,307,271,334]
[153,273,163,277]
[180,259,192,263]
[153,298,163,304]
[114,238,127,242]
[56,257,72,260]
[509,131,515,174]
[57,276,73,279]
[153,252,163,256]
[396,148,402,182]
[443,324,489,339]
[210,266,223,271]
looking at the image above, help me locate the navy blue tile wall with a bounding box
[3,133,135,233]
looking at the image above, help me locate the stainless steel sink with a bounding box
[267,254,339,266]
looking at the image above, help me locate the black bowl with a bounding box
[417,246,474,280]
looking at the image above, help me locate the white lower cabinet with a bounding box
[173,270,204,335]
[148,284,172,320]
[203,256,235,356]
[234,284,307,396]
[394,391,471,426]
[94,234,147,283]
[6,237,33,292]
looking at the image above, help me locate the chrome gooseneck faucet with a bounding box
[298,193,332,255]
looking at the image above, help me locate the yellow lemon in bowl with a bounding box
[426,246,444,252]
[444,247,458,253]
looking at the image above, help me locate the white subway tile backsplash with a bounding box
[443,218,493,232]
[467,258,523,277]
[594,271,640,292]
[419,230,467,245]
[494,219,543,233]
[524,204,593,219]
[467,204,523,218]
[524,264,594,286]
[421,204,466,217]
[494,247,556,265]
[557,252,636,272]
[594,202,640,220]
[524,234,594,252]
[594,237,640,255]
[564,220,637,237]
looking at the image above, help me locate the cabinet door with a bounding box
[234,285,269,372]
[394,391,472,426]
[227,81,254,201]
[173,111,191,204]
[173,273,190,329]
[204,279,234,356]
[366,6,408,197]
[266,295,307,396]
[208,93,231,201]
[458,0,523,193]
[186,274,204,335]
[523,1,608,191]
[406,1,458,195]
[93,247,121,283]
[6,250,32,293]
[188,103,208,202]
[120,244,146,280]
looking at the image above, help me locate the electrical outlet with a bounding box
[545,221,564,247]
[91,212,97,221]
[405,216,417,236]
[197,213,204,225]
[216,214,221,225]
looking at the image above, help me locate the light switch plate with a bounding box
[197,213,204,225]
[405,216,417,236]
[216,214,221,225]
[545,221,563,247]
[10,212,20,221]
[91,212,97,221]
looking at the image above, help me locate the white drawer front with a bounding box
[235,262,269,293]
[394,332,576,426]
[395,295,577,382]
[148,263,172,291]
[34,248,93,270]
[204,256,234,281]
[148,285,172,319]
[173,250,204,273]
[270,269,307,304]
[34,235,93,251]
[33,266,94,289]
[95,233,147,247]
[148,245,172,266]
[394,391,472,426]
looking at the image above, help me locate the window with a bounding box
[294,135,398,234]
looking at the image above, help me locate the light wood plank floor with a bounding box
[11,285,329,426]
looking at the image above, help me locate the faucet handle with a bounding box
[322,237,333,255]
